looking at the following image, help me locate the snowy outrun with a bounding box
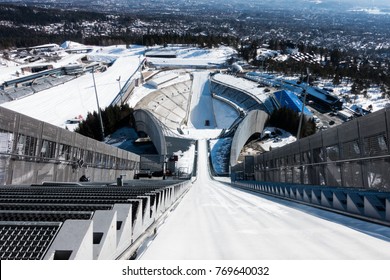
[138,71,390,260]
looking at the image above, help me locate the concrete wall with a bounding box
[0,106,140,185]
[134,109,167,156]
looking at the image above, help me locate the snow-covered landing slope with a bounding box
[139,139,390,260]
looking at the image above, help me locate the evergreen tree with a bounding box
[75,104,135,141]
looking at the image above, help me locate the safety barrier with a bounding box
[232,180,390,226]
[231,107,390,192]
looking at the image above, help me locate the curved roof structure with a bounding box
[230,110,269,166]
[134,109,187,156]
[133,109,168,155]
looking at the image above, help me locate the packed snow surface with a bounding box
[139,139,390,259]
[1,44,145,128]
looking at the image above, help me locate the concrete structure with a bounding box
[133,109,169,156]
[146,73,179,89]
[0,106,140,185]
[232,107,390,191]
[135,79,192,132]
[230,110,269,166]
[0,180,191,260]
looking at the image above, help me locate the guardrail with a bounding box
[111,58,146,106]
[232,180,390,226]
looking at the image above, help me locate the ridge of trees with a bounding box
[267,107,316,139]
[75,104,135,141]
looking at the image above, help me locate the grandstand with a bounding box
[135,80,192,131]
[0,75,78,105]
[210,73,278,114]
[0,180,190,260]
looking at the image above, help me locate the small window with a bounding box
[40,139,56,159]
[93,232,104,244]
[53,250,72,260]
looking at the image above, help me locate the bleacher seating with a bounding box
[135,80,192,131]
[0,180,191,260]
[0,75,78,105]
[210,81,265,112]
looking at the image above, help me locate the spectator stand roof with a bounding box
[274,90,313,116]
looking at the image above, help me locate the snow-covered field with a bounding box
[1,43,146,128]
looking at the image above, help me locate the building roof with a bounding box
[274,90,312,116]
[306,87,340,105]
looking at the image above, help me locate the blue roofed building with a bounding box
[274,90,313,116]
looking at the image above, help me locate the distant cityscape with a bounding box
[1,0,390,59]
[1,1,389,93]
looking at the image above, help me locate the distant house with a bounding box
[286,47,299,55]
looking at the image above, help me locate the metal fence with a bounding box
[231,107,390,192]
[0,106,140,185]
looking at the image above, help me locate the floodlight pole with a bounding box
[297,68,309,140]
[92,66,105,141]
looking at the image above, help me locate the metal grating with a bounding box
[0,222,60,260]
[341,141,361,160]
[0,211,93,222]
[0,203,112,212]
[363,134,388,156]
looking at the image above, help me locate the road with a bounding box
[139,139,390,260]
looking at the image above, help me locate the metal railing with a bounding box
[232,180,390,226]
